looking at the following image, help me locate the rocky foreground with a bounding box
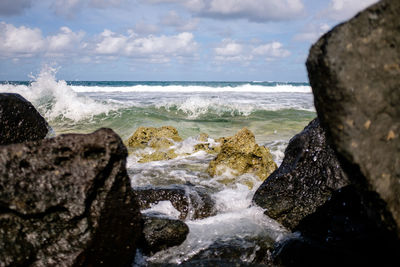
[1,0,400,266]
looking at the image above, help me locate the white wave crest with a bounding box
[0,66,114,121]
[156,96,254,119]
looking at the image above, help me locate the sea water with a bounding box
[0,67,316,264]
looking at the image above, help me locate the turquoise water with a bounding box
[0,76,315,148]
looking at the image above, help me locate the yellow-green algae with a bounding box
[127,126,182,149]
[208,128,277,182]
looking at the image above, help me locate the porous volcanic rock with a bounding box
[0,93,49,145]
[0,128,142,266]
[141,212,189,254]
[307,0,400,236]
[133,185,216,220]
[273,186,400,266]
[253,118,350,230]
[127,126,182,149]
[208,128,277,181]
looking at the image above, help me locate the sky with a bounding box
[0,0,379,81]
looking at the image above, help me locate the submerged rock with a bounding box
[0,128,142,266]
[307,0,400,236]
[0,93,49,145]
[141,212,189,254]
[133,185,216,220]
[208,128,277,181]
[127,126,182,149]
[187,236,275,265]
[253,119,350,230]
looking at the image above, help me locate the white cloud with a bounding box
[0,22,198,63]
[51,0,82,18]
[252,42,291,58]
[322,0,379,21]
[51,0,130,18]
[160,11,199,31]
[0,0,32,16]
[0,22,45,57]
[146,0,305,22]
[47,27,86,52]
[88,0,127,8]
[214,40,243,56]
[214,39,290,63]
[95,30,198,61]
[0,22,85,59]
[134,21,160,34]
[294,23,331,43]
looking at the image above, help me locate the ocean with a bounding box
[0,68,316,264]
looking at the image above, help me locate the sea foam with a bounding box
[0,66,115,121]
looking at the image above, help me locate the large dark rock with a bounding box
[0,128,142,266]
[273,185,400,266]
[0,93,49,145]
[134,185,216,220]
[307,0,400,236]
[253,118,349,229]
[141,212,189,254]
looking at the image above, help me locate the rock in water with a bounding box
[307,0,400,236]
[208,128,277,181]
[0,93,49,145]
[141,213,189,254]
[273,186,400,266]
[134,185,216,220]
[0,128,142,266]
[253,119,350,230]
[127,126,182,149]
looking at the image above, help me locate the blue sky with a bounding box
[0,0,378,81]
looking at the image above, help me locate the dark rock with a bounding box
[148,259,267,267]
[141,212,189,254]
[134,185,216,220]
[307,0,400,236]
[253,118,349,230]
[0,128,142,266]
[0,93,50,145]
[187,236,274,265]
[273,185,400,266]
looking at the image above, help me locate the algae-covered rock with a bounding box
[127,126,182,149]
[208,128,277,181]
[139,149,178,163]
[198,133,209,142]
[127,126,182,163]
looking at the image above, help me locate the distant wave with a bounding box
[70,84,312,93]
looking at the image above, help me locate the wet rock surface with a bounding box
[0,128,142,266]
[133,185,216,220]
[148,259,267,267]
[187,236,274,265]
[273,186,400,266]
[127,126,182,149]
[307,0,400,236]
[0,93,49,145]
[253,118,350,230]
[141,213,189,254]
[208,128,277,181]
